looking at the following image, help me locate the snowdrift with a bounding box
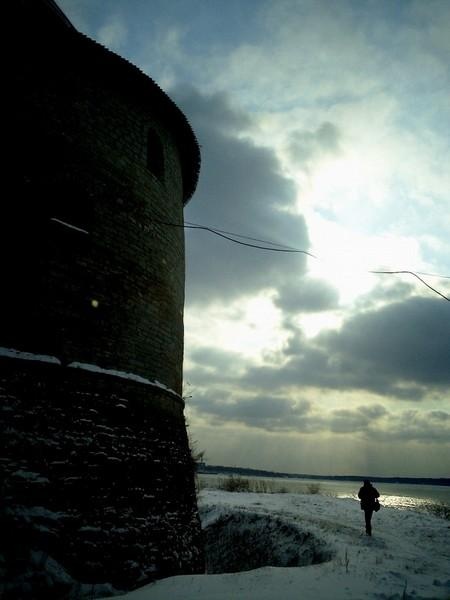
[109,488,449,599]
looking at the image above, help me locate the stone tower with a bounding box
[1,0,203,596]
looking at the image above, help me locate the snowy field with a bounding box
[108,489,450,600]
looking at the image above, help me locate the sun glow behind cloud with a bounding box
[185,294,286,363]
[304,213,425,305]
[303,152,388,212]
[283,145,428,305]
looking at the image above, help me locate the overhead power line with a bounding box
[184,223,317,257]
[369,271,449,302]
[416,272,450,280]
[184,221,305,252]
[156,219,316,257]
[153,218,450,302]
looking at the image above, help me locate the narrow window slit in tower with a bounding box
[146,128,165,180]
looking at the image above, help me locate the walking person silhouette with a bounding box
[358,480,380,536]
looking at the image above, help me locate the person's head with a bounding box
[363,479,371,486]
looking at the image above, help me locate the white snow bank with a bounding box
[108,489,450,600]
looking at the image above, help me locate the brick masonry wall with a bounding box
[1,9,204,597]
[0,359,204,597]
[5,40,186,393]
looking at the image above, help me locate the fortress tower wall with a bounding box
[5,3,194,392]
[1,1,204,596]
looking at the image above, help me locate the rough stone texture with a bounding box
[1,1,203,596]
[0,360,204,597]
[6,32,186,392]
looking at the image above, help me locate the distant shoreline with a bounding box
[198,464,450,487]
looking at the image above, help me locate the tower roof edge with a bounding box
[16,0,201,204]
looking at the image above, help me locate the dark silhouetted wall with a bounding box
[1,1,203,596]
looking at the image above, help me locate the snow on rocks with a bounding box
[107,489,450,600]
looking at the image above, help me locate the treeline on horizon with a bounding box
[197,464,450,487]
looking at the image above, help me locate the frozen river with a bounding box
[198,473,450,512]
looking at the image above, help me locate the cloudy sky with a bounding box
[58,0,449,478]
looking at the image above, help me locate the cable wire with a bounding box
[369,271,449,302]
[184,220,303,251]
[153,218,449,301]
[156,219,317,257]
[416,272,450,280]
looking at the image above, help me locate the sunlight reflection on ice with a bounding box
[198,474,449,515]
[338,493,431,511]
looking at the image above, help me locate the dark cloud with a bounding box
[286,122,341,171]
[355,280,415,309]
[173,87,253,134]
[185,346,245,387]
[357,404,389,419]
[367,409,450,444]
[329,405,388,434]
[428,410,450,421]
[274,277,339,313]
[185,328,449,441]
[241,296,450,400]
[189,383,450,443]
[189,390,312,431]
[326,406,450,444]
[320,296,450,387]
[171,86,310,304]
[189,346,243,372]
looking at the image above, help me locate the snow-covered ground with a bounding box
[108,489,450,600]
